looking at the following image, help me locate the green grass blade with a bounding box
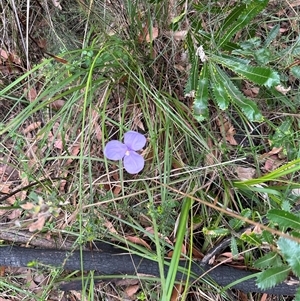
[164,197,192,301]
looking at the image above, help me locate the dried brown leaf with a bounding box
[20,202,35,210]
[125,284,140,298]
[51,99,65,110]
[126,236,151,250]
[28,215,46,232]
[23,122,41,134]
[236,166,256,180]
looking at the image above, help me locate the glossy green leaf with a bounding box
[214,65,263,121]
[193,63,209,121]
[254,252,283,269]
[277,237,300,276]
[212,55,280,87]
[217,0,269,47]
[257,266,290,289]
[267,209,300,230]
[210,63,230,110]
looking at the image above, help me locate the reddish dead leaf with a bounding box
[0,48,9,60]
[126,236,151,250]
[20,202,34,210]
[226,125,238,146]
[66,143,80,165]
[236,166,256,180]
[36,39,47,50]
[7,209,22,220]
[171,283,184,301]
[216,115,238,145]
[242,85,259,98]
[264,155,285,171]
[28,215,46,232]
[113,185,122,196]
[125,284,140,298]
[51,99,65,110]
[0,183,10,194]
[104,219,118,234]
[54,139,64,150]
[217,252,244,262]
[267,147,283,156]
[145,226,173,245]
[23,122,41,134]
[26,87,38,102]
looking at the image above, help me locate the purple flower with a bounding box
[104,131,146,174]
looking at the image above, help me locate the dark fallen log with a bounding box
[1,245,298,295]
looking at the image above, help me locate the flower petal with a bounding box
[123,151,145,174]
[104,141,127,160]
[124,131,146,151]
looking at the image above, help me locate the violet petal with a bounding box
[124,131,146,151]
[104,140,127,160]
[123,151,145,174]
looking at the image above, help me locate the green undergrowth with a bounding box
[1,0,300,300]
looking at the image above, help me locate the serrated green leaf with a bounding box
[229,208,251,230]
[262,230,274,244]
[267,209,300,230]
[240,232,262,246]
[257,266,290,289]
[254,252,283,269]
[184,34,200,95]
[254,48,272,65]
[203,227,230,237]
[210,64,230,110]
[193,63,209,121]
[277,237,300,277]
[212,55,280,87]
[214,65,263,121]
[218,0,269,47]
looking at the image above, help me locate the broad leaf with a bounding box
[267,209,300,231]
[214,65,263,121]
[257,266,290,289]
[240,232,262,246]
[254,252,283,269]
[210,63,230,110]
[212,55,280,87]
[277,237,300,277]
[193,63,209,121]
[217,0,269,48]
